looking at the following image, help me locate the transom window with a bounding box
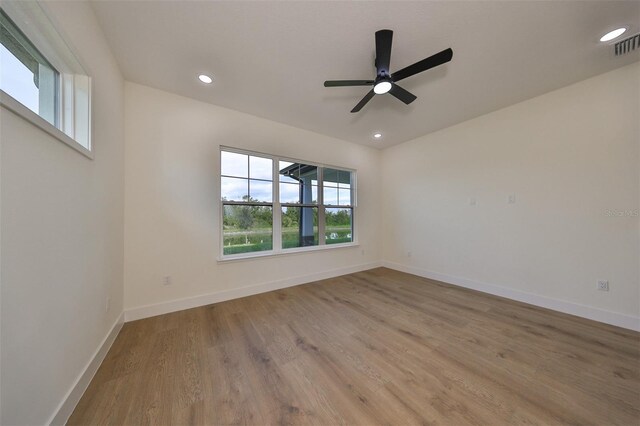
[220,147,355,258]
[0,4,92,155]
[0,9,57,125]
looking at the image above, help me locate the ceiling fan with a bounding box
[324,29,453,113]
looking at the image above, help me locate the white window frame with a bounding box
[0,2,92,159]
[219,146,358,261]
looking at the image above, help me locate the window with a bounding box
[221,147,356,258]
[280,162,319,249]
[0,9,57,125]
[221,151,274,256]
[322,168,354,245]
[0,4,91,155]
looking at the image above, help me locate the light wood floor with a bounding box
[69,268,640,425]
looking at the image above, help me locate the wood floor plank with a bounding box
[203,340,267,425]
[68,268,640,425]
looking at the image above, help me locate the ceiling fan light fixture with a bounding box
[600,27,626,42]
[373,81,392,94]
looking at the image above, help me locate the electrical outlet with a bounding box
[105,297,111,313]
[162,275,172,286]
[361,249,365,256]
[508,194,516,204]
[469,197,477,206]
[597,280,609,291]
[407,251,412,258]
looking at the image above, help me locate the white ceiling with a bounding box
[91,1,640,148]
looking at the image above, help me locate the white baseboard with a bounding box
[124,258,639,329]
[381,261,640,332]
[124,261,382,322]
[48,312,125,426]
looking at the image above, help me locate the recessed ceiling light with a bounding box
[198,74,213,84]
[600,28,626,42]
[373,133,383,139]
[373,81,392,95]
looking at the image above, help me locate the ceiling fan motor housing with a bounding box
[374,73,391,83]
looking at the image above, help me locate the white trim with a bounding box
[1,91,93,159]
[218,241,359,262]
[125,261,381,322]
[1,1,88,75]
[220,145,357,174]
[272,156,282,250]
[48,312,125,426]
[381,261,640,332]
[317,166,326,242]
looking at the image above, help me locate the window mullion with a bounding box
[272,156,281,252]
[247,155,251,201]
[350,172,356,241]
[318,167,326,245]
[220,197,225,256]
[61,74,73,136]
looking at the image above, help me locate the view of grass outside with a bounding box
[222,203,273,255]
[282,206,318,248]
[223,201,352,255]
[325,208,352,244]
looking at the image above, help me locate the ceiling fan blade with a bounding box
[389,84,417,105]
[324,80,374,87]
[351,89,375,113]
[375,29,393,75]
[391,48,453,82]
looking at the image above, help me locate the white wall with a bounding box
[124,62,639,327]
[381,62,639,327]
[0,2,124,425]
[124,83,380,315]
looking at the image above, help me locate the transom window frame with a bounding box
[219,146,358,261]
[0,3,92,158]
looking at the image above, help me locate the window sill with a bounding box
[217,241,360,263]
[0,90,93,159]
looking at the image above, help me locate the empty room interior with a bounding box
[1,1,639,425]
